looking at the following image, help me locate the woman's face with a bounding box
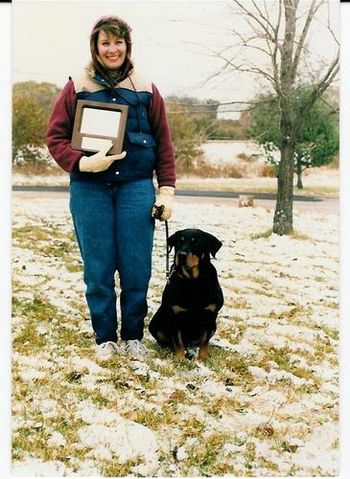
[97,30,127,70]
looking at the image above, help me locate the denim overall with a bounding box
[69,74,156,343]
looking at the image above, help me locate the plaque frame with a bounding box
[71,99,129,154]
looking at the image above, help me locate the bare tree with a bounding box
[214,0,339,235]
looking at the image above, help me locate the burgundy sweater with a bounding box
[46,77,176,188]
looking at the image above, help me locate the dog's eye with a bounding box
[190,237,196,242]
[180,237,185,241]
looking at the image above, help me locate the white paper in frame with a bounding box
[71,100,128,154]
[80,108,121,137]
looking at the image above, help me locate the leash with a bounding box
[165,220,170,279]
[153,204,171,280]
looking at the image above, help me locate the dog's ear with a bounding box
[203,232,222,258]
[167,231,182,251]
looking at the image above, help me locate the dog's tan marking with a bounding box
[172,305,188,314]
[186,253,199,268]
[181,264,200,279]
[191,266,200,279]
[181,266,191,279]
[175,330,185,359]
[198,343,209,360]
[205,303,217,312]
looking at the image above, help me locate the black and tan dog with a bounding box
[149,228,224,360]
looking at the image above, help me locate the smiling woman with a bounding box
[46,14,176,362]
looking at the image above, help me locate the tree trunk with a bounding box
[296,158,303,189]
[272,0,296,236]
[273,140,294,235]
[296,172,303,189]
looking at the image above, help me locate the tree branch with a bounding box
[233,0,275,43]
[291,0,322,81]
[299,50,339,119]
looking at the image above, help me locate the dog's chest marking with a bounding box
[172,304,188,315]
[204,303,217,312]
[181,265,199,279]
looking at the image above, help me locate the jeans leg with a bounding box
[69,181,118,345]
[114,180,155,340]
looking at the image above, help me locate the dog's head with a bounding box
[168,229,222,278]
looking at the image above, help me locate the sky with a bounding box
[12,0,340,106]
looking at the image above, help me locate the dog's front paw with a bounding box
[175,346,186,360]
[198,343,209,360]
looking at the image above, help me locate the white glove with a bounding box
[152,186,174,221]
[79,142,126,173]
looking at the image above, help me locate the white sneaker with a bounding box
[124,340,148,358]
[96,341,118,361]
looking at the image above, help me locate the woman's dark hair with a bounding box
[90,16,133,83]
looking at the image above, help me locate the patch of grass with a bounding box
[207,350,255,390]
[261,345,291,369]
[314,275,326,283]
[259,344,318,382]
[231,298,250,309]
[40,240,76,259]
[205,396,246,417]
[251,229,273,240]
[72,386,111,408]
[124,407,167,430]
[244,441,257,471]
[268,304,312,321]
[12,296,57,321]
[12,296,60,352]
[12,425,49,462]
[148,357,177,377]
[248,275,272,287]
[313,339,337,362]
[289,230,310,241]
[100,457,144,477]
[257,456,279,472]
[12,411,91,464]
[319,324,339,342]
[13,222,80,271]
[54,325,92,349]
[12,224,56,243]
[175,416,207,440]
[183,431,234,476]
[65,261,83,273]
[249,287,277,298]
[322,301,339,310]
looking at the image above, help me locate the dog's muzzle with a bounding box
[176,250,188,265]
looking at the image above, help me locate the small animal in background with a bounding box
[238,194,255,207]
[149,228,224,360]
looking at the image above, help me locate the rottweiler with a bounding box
[149,228,224,360]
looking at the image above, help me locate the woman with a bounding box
[47,15,176,361]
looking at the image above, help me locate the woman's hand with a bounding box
[79,142,126,173]
[152,186,174,221]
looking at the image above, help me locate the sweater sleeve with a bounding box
[148,84,176,188]
[46,79,84,173]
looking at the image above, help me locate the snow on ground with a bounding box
[11,191,339,476]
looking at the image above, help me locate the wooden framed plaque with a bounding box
[71,100,129,154]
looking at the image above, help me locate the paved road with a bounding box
[12,185,338,214]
